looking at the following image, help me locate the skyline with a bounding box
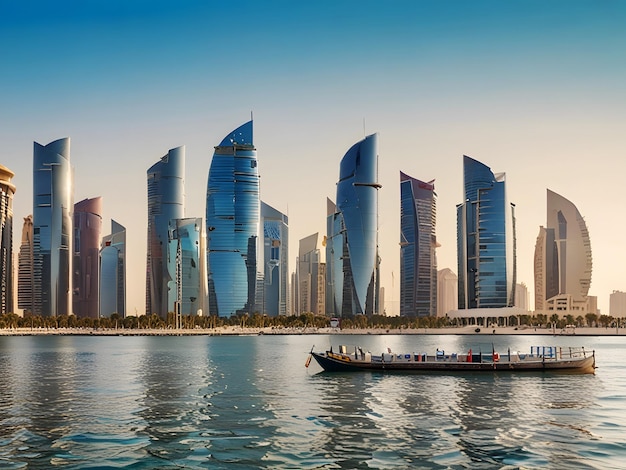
[2,1,626,315]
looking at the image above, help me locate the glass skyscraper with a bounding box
[18,215,34,314]
[326,134,381,316]
[168,217,207,316]
[73,197,102,318]
[146,146,185,317]
[100,220,126,317]
[33,138,74,317]
[0,164,16,314]
[457,155,516,309]
[261,201,288,317]
[206,121,260,317]
[400,171,437,317]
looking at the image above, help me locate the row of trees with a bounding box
[0,311,623,331]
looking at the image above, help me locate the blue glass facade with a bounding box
[33,138,73,317]
[261,201,288,316]
[327,134,381,315]
[168,217,207,316]
[206,121,260,317]
[457,155,516,309]
[400,172,437,317]
[146,146,185,317]
[100,220,126,317]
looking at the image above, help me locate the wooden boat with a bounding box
[307,345,596,373]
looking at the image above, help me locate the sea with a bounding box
[0,333,624,469]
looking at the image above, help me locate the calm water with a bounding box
[0,334,624,469]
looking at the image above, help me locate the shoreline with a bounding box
[0,325,624,337]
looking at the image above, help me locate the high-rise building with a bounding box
[261,201,288,316]
[437,268,458,317]
[326,134,381,316]
[73,197,102,318]
[534,189,592,315]
[168,217,207,316]
[100,220,126,317]
[18,215,34,314]
[206,121,260,317]
[400,171,437,317]
[515,282,529,312]
[0,165,16,314]
[146,146,185,317]
[457,155,516,309]
[610,291,626,317]
[33,138,74,317]
[296,233,325,316]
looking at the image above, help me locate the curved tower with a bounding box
[100,220,126,317]
[0,165,16,314]
[146,146,185,317]
[457,155,516,309]
[73,197,103,318]
[400,172,437,317]
[329,133,381,315]
[33,138,73,317]
[206,121,260,317]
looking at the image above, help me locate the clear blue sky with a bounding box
[2,1,625,315]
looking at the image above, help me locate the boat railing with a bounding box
[528,346,592,361]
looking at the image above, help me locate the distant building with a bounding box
[296,233,325,315]
[32,138,74,317]
[514,282,530,312]
[73,197,103,318]
[326,134,381,316]
[610,291,626,317]
[437,268,458,317]
[146,146,185,317]
[100,220,126,318]
[17,215,34,315]
[399,171,437,317]
[206,121,261,317]
[457,155,516,309]
[261,201,288,316]
[168,217,207,316]
[0,165,16,314]
[534,189,592,317]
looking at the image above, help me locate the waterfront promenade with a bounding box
[0,325,624,336]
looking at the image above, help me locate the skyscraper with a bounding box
[399,171,437,317]
[457,155,516,309]
[326,134,381,316]
[261,201,288,316]
[168,217,207,316]
[73,197,102,318]
[534,189,592,314]
[17,215,34,314]
[296,233,325,316]
[100,220,126,317]
[0,165,16,314]
[206,121,260,317]
[33,138,74,317]
[146,146,185,317]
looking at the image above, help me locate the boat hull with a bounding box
[310,351,596,374]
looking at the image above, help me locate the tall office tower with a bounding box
[534,189,592,314]
[295,233,325,315]
[326,134,381,316]
[610,291,626,318]
[437,268,458,317]
[146,146,185,317]
[515,282,529,311]
[206,121,260,317]
[73,197,102,318]
[457,155,516,309]
[0,165,16,314]
[18,215,34,314]
[168,217,207,316]
[33,138,74,317]
[261,201,288,316]
[100,220,126,317]
[399,172,437,317]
